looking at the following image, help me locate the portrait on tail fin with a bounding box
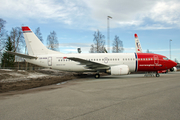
[134,33,142,53]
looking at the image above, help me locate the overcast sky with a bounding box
[0,0,180,61]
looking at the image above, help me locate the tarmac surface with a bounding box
[0,72,180,120]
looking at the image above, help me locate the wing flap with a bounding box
[67,57,109,69]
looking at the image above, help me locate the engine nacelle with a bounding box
[108,65,129,75]
[170,67,177,72]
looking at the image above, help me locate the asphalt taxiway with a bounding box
[0,72,180,120]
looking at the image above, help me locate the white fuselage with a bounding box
[26,53,136,72]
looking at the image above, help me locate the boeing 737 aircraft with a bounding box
[134,33,177,75]
[7,26,177,78]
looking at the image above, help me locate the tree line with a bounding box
[89,30,123,53]
[0,18,59,68]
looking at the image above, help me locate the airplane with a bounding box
[7,26,177,78]
[134,33,177,75]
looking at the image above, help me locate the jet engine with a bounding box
[170,67,177,72]
[107,65,129,75]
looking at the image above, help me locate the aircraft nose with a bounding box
[170,60,177,67]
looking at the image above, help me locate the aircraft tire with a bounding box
[95,74,100,79]
[156,73,160,77]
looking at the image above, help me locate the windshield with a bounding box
[163,57,168,60]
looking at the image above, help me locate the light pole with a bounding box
[169,39,172,59]
[107,16,112,53]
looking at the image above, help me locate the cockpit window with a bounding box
[163,57,168,60]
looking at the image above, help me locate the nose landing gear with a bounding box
[156,72,160,77]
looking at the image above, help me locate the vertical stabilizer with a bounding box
[134,33,142,53]
[22,26,60,55]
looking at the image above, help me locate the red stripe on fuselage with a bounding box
[136,53,176,71]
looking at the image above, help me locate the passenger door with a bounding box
[154,55,159,65]
[48,57,52,66]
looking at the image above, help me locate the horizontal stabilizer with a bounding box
[6,51,37,59]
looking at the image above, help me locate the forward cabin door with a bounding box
[154,55,159,69]
[154,55,159,64]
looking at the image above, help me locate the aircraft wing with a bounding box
[6,51,37,59]
[67,57,109,70]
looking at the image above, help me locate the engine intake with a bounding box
[170,67,177,72]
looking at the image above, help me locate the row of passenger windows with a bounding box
[85,58,136,61]
[123,58,135,61]
[88,58,120,61]
[138,58,153,61]
[58,58,137,62]
[58,58,154,62]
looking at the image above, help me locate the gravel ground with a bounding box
[0,69,79,93]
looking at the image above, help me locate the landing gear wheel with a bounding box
[156,73,160,77]
[95,74,100,79]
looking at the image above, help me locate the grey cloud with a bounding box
[1,0,180,30]
[84,0,180,29]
